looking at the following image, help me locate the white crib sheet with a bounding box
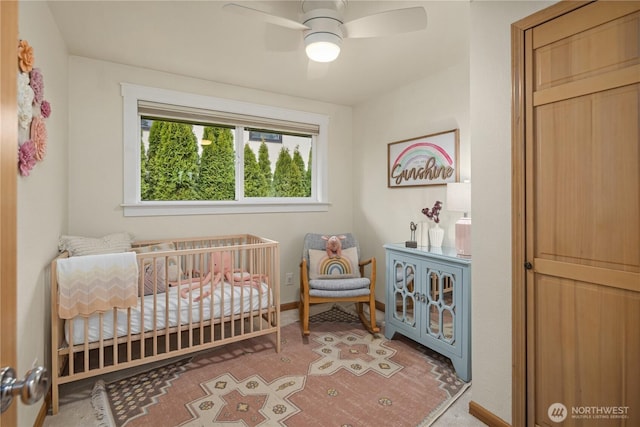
[64,281,272,346]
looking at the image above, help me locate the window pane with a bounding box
[243,129,312,198]
[141,118,235,201]
[124,83,329,215]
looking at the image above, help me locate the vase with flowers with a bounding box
[422,201,444,248]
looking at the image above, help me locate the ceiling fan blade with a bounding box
[223,3,310,31]
[264,24,303,52]
[341,6,427,39]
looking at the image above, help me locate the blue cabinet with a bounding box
[384,244,471,381]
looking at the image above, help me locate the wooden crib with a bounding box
[50,234,280,414]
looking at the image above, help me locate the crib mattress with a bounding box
[64,281,272,346]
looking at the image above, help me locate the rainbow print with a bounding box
[392,142,453,172]
[318,256,353,276]
[388,130,458,187]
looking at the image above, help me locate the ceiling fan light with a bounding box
[305,32,341,62]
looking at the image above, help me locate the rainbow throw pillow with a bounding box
[308,247,360,280]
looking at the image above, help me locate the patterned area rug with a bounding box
[91,305,469,426]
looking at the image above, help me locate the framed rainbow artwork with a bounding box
[387,129,459,188]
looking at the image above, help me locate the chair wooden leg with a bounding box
[354,300,380,334]
[369,295,380,333]
[299,298,304,323]
[301,297,310,336]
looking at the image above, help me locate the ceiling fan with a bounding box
[223,0,428,63]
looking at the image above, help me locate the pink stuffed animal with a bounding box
[322,235,346,258]
[179,251,264,302]
[178,251,230,301]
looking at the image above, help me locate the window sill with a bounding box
[122,200,330,217]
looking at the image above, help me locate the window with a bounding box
[122,83,329,216]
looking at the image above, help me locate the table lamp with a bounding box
[446,182,471,257]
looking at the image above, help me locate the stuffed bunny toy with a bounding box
[322,235,346,258]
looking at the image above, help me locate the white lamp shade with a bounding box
[446,182,471,213]
[305,32,342,62]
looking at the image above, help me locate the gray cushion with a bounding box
[309,277,370,291]
[309,288,371,298]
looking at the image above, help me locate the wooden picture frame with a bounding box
[387,129,459,188]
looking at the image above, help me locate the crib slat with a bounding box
[176,267,183,351]
[197,252,205,345]
[127,307,132,364]
[219,255,226,342]
[164,267,170,353]
[151,254,158,357]
[68,318,74,376]
[83,319,89,373]
[98,312,104,370]
[112,307,117,367]
[229,247,236,338]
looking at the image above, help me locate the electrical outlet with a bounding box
[285,272,294,286]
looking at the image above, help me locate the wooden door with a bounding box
[517,2,640,426]
[0,0,18,426]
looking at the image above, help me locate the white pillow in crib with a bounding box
[58,232,133,256]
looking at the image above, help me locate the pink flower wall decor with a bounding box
[41,100,51,118]
[18,140,37,176]
[16,39,52,176]
[31,116,47,161]
[30,68,44,104]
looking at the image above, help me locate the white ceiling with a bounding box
[47,0,469,106]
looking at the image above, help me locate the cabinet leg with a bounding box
[450,356,471,382]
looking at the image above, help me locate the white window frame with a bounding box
[121,83,329,216]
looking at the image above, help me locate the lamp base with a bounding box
[455,217,472,257]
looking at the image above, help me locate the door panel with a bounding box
[535,85,639,272]
[535,277,640,425]
[534,10,640,90]
[526,2,640,426]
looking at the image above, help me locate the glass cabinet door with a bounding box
[392,260,417,327]
[426,269,456,345]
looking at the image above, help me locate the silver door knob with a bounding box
[0,366,49,413]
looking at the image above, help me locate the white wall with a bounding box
[352,48,470,302]
[469,1,552,423]
[17,2,68,425]
[66,56,354,305]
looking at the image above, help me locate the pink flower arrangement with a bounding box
[422,201,443,224]
[18,140,37,176]
[29,68,44,104]
[40,100,51,118]
[30,116,47,161]
[16,39,52,176]
[18,40,34,73]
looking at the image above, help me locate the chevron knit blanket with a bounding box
[57,252,139,319]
